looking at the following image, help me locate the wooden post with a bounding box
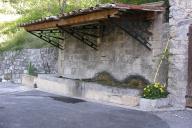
[187,24,192,108]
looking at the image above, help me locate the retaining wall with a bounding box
[0,48,58,83]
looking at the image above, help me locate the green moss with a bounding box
[83,72,149,89]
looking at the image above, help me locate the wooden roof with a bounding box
[20,2,165,31]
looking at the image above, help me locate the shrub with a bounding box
[27,62,37,76]
[143,83,168,99]
[4,73,12,81]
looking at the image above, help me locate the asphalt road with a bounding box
[0,83,191,128]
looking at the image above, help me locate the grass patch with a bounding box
[0,30,50,52]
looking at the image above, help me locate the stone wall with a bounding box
[0,48,58,83]
[58,13,168,85]
[168,0,192,108]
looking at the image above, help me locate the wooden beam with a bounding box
[119,11,155,21]
[25,21,58,31]
[24,9,119,31]
[58,9,119,27]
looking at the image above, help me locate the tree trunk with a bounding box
[60,0,67,14]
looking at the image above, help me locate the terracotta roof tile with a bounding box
[19,2,165,27]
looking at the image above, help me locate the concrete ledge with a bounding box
[36,74,140,107]
[22,74,37,88]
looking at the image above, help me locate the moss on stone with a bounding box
[82,71,149,89]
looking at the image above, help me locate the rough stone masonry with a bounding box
[58,14,168,84]
[168,0,192,108]
[58,10,168,93]
[0,48,58,83]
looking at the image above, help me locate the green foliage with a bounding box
[0,9,6,13]
[0,0,61,52]
[27,62,37,76]
[143,83,169,99]
[0,30,50,52]
[0,21,19,35]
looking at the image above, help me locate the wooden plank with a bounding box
[24,9,119,31]
[25,21,59,31]
[119,11,155,21]
[186,97,192,108]
[58,9,119,27]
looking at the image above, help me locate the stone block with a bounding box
[139,97,170,110]
[36,75,141,107]
[22,74,37,88]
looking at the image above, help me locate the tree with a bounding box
[59,0,67,13]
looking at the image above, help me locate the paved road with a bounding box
[0,83,191,128]
[153,110,192,128]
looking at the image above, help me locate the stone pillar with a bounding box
[168,0,192,108]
